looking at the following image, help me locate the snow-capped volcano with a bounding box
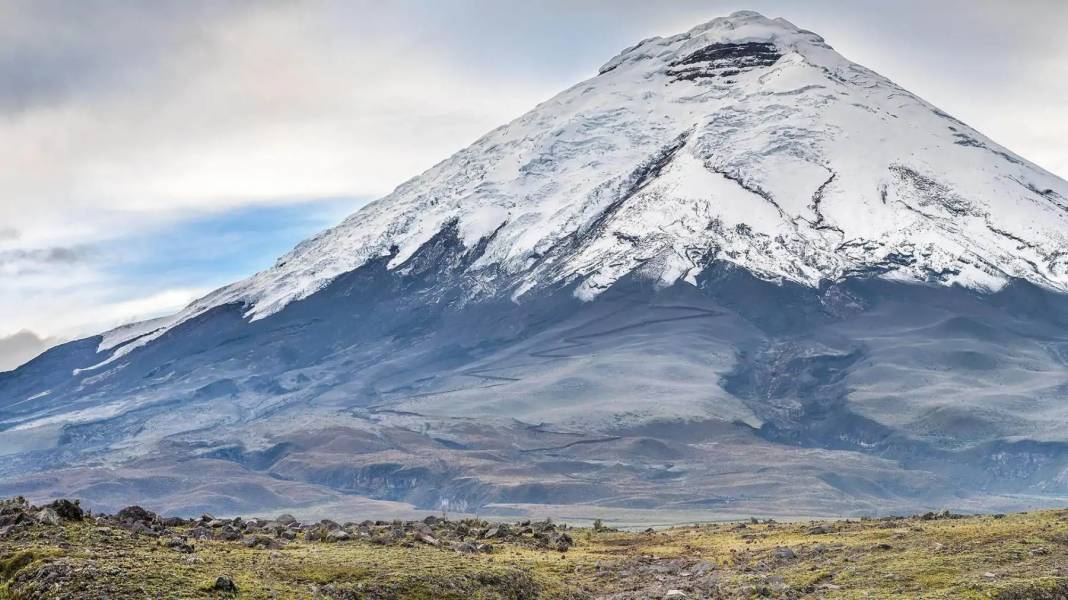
[4,12,1068,519]
[177,11,1066,320]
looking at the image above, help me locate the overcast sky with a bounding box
[1,0,1066,370]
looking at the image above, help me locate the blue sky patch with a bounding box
[107,196,370,296]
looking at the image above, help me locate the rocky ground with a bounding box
[1,497,1067,599]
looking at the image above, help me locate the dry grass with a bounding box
[2,509,1067,598]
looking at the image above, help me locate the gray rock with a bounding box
[217,526,242,541]
[212,575,238,593]
[773,547,797,560]
[46,499,84,521]
[165,537,194,553]
[117,505,157,525]
[190,527,213,541]
[451,541,478,554]
[326,530,351,542]
[35,507,61,526]
[244,535,281,549]
[416,532,441,547]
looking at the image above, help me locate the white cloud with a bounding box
[0,269,208,340]
[0,3,556,250]
[0,331,60,372]
[89,288,210,331]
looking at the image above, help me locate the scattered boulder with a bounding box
[212,575,239,593]
[46,499,84,521]
[10,560,99,596]
[245,535,281,550]
[276,513,297,525]
[0,509,30,528]
[326,530,352,543]
[216,526,242,542]
[451,541,479,554]
[0,496,32,530]
[416,532,441,547]
[190,527,213,541]
[116,505,157,525]
[34,508,61,526]
[773,547,797,560]
[165,537,195,553]
[0,496,30,512]
[537,532,573,552]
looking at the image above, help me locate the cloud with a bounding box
[0,2,560,250]
[89,288,210,328]
[0,280,209,343]
[0,246,87,274]
[0,330,60,372]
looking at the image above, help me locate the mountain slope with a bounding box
[2,11,1068,519]
[90,11,1068,364]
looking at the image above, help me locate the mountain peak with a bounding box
[599,11,830,76]
[690,10,805,36]
[91,12,1068,360]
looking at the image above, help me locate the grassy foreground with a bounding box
[1,499,1067,599]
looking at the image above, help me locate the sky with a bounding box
[1,0,1067,370]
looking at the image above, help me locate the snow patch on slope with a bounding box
[97,315,177,353]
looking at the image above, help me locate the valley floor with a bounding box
[1,498,1067,599]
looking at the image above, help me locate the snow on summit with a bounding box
[103,10,1068,356]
